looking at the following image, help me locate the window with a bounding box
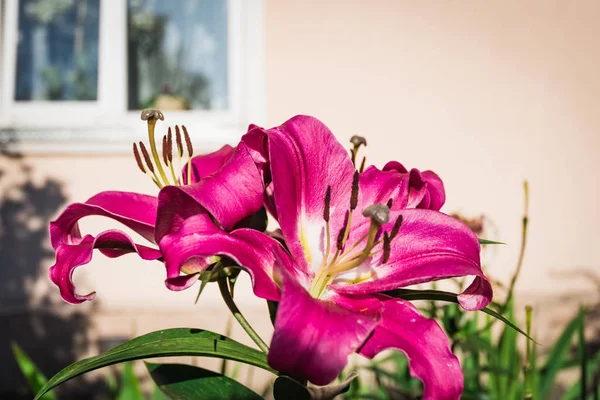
[0,0,265,152]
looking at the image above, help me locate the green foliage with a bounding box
[35,328,274,400]
[147,362,262,400]
[11,342,56,400]
[115,363,144,400]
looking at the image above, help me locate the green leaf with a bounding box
[578,307,588,400]
[11,342,56,400]
[478,238,506,245]
[560,352,600,400]
[146,362,262,400]
[116,362,144,400]
[34,328,275,400]
[538,310,583,399]
[495,300,519,399]
[384,288,538,343]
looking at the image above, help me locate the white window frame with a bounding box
[0,0,265,153]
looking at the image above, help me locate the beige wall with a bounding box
[266,0,600,299]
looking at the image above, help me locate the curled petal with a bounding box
[268,274,380,385]
[331,209,492,311]
[50,191,158,248]
[420,170,445,210]
[155,143,264,241]
[181,144,235,184]
[50,230,162,304]
[159,213,297,300]
[358,296,463,400]
[383,161,446,210]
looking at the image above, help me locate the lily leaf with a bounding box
[34,328,275,400]
[537,309,582,399]
[11,342,56,400]
[478,238,505,245]
[146,362,262,400]
[384,289,538,343]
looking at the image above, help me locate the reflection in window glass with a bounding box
[15,0,100,101]
[127,0,229,111]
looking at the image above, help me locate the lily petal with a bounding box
[357,165,410,210]
[331,209,492,310]
[358,296,463,400]
[181,144,235,184]
[383,161,446,210]
[155,143,264,241]
[268,272,380,385]
[159,213,296,300]
[50,230,162,304]
[256,115,356,273]
[50,191,158,248]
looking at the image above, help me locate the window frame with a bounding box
[0,0,265,153]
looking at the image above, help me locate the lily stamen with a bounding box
[138,141,163,188]
[141,109,170,187]
[339,171,360,252]
[320,186,332,269]
[182,125,194,185]
[165,127,178,184]
[389,214,403,240]
[328,204,390,275]
[349,135,367,167]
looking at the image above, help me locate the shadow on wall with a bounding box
[0,145,104,399]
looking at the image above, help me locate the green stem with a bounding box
[218,279,269,354]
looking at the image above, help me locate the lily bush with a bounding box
[40,111,528,399]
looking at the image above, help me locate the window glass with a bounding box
[127,0,229,111]
[15,0,100,101]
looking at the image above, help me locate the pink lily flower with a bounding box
[159,115,492,399]
[49,112,265,304]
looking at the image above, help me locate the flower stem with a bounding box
[218,278,269,354]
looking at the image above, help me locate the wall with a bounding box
[266,0,600,299]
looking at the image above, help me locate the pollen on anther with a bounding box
[323,186,331,222]
[175,125,184,157]
[133,143,146,173]
[350,171,359,210]
[182,125,193,157]
[161,135,169,165]
[139,141,155,173]
[336,226,346,251]
[382,232,391,263]
[390,214,403,240]
[166,128,173,162]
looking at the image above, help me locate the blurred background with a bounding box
[0,0,598,398]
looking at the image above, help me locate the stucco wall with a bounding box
[265,0,600,297]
